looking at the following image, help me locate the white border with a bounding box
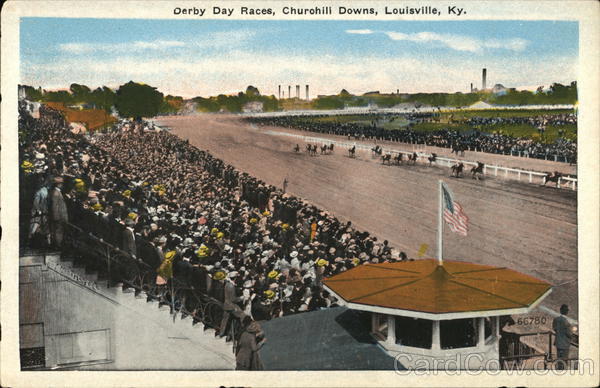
[1,1,598,387]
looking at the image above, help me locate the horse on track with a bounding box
[293,144,300,153]
[471,162,485,180]
[393,153,403,165]
[328,143,334,154]
[381,154,392,165]
[428,153,437,166]
[451,162,464,178]
[371,145,383,157]
[542,171,563,188]
[348,145,356,158]
[320,144,328,154]
[407,152,418,165]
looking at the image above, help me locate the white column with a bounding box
[478,318,486,347]
[432,320,441,350]
[495,316,500,337]
[386,315,396,345]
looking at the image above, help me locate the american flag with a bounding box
[441,182,469,236]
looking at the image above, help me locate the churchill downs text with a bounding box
[173,6,466,17]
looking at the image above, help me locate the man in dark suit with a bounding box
[122,218,137,259]
[219,271,242,338]
[552,304,573,370]
[49,176,69,248]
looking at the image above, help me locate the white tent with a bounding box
[467,101,495,110]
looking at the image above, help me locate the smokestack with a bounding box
[296,85,300,99]
[470,83,473,93]
[278,85,281,99]
[288,85,291,100]
[397,89,399,94]
[306,85,309,100]
[482,68,487,90]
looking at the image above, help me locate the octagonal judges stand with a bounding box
[323,259,552,370]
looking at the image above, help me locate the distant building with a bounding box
[492,84,508,95]
[242,101,264,113]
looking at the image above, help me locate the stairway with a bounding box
[20,249,235,370]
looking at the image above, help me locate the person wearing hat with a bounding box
[236,316,266,370]
[219,271,243,338]
[122,217,137,259]
[552,304,573,370]
[49,176,68,249]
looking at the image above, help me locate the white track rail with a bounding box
[267,130,577,191]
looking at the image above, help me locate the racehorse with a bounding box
[408,152,418,165]
[393,153,403,165]
[451,162,464,178]
[542,171,563,187]
[328,143,334,154]
[320,144,328,154]
[428,153,437,166]
[371,145,382,157]
[381,154,392,165]
[348,145,356,158]
[311,144,318,156]
[471,162,485,180]
[293,144,300,153]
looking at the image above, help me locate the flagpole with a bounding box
[438,180,443,266]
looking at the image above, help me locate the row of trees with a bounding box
[21,81,577,117]
[22,82,280,117]
[192,86,279,113]
[310,82,578,110]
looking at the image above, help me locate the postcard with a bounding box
[1,1,598,387]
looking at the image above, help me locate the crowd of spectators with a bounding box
[247,113,577,163]
[20,105,408,325]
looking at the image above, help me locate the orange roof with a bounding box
[44,102,116,130]
[323,259,552,317]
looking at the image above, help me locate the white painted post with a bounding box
[504,169,508,178]
[518,171,521,181]
[432,320,441,350]
[478,318,486,347]
[529,173,532,183]
[387,315,396,345]
[572,180,576,190]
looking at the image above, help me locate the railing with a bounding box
[62,217,241,354]
[270,130,577,190]
[500,330,579,370]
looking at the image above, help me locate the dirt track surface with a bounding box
[158,114,578,320]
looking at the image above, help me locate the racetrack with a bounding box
[158,114,578,321]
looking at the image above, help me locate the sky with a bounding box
[20,18,578,98]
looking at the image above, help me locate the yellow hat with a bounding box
[316,259,329,267]
[281,223,289,230]
[164,250,176,260]
[122,189,132,198]
[211,227,219,235]
[142,181,149,187]
[268,270,279,279]
[352,258,360,266]
[213,271,226,280]
[249,217,258,224]
[264,290,275,299]
[262,211,270,217]
[91,203,103,211]
[127,212,138,220]
[216,232,224,239]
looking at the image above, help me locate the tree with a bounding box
[115,81,164,119]
[69,83,92,102]
[245,85,260,96]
